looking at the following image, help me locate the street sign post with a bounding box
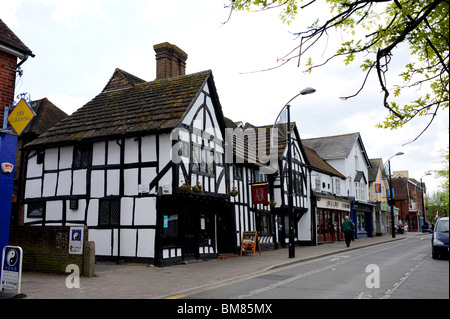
[1,246,23,295]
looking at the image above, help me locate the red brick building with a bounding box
[391,173,426,232]
[0,18,34,124]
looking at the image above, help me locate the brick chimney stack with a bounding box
[154,42,188,80]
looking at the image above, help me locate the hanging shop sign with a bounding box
[7,98,36,136]
[251,183,268,205]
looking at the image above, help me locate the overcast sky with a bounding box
[1,0,448,194]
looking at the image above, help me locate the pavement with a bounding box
[2,232,429,299]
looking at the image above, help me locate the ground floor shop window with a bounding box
[256,212,272,236]
[357,211,365,231]
[317,209,345,242]
[162,212,181,249]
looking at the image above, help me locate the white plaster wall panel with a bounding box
[106,169,120,196]
[205,96,222,140]
[72,169,87,195]
[203,83,209,94]
[217,167,226,194]
[298,212,311,241]
[44,148,59,170]
[107,140,121,165]
[120,197,134,226]
[158,134,171,170]
[56,170,71,196]
[92,141,106,165]
[86,199,99,226]
[26,152,43,178]
[163,249,170,259]
[124,168,139,196]
[24,178,42,198]
[141,135,156,162]
[58,146,73,169]
[178,128,190,142]
[141,167,157,192]
[137,229,155,258]
[124,137,139,164]
[66,199,86,223]
[134,197,156,225]
[120,229,137,257]
[89,229,111,256]
[205,112,214,137]
[181,93,203,126]
[112,229,118,256]
[158,134,173,194]
[90,170,105,198]
[42,173,57,197]
[45,201,63,222]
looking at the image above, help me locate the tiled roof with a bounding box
[102,68,146,93]
[25,98,68,136]
[303,144,346,179]
[0,18,34,57]
[26,70,213,148]
[302,133,360,160]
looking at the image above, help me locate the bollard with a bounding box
[83,241,95,277]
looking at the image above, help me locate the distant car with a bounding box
[432,217,449,259]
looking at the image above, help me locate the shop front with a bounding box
[374,202,390,236]
[353,201,375,238]
[316,196,351,243]
[156,194,233,266]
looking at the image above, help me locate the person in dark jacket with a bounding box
[342,216,355,247]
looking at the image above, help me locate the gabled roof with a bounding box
[24,98,68,136]
[102,68,146,93]
[303,144,346,179]
[369,158,388,182]
[302,132,371,168]
[354,170,367,183]
[26,70,214,148]
[0,18,34,58]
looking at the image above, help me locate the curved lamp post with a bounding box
[275,87,316,258]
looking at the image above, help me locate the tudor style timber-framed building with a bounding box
[22,42,313,266]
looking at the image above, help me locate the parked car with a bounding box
[432,217,449,259]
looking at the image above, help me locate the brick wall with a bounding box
[8,226,88,274]
[0,50,18,125]
[154,42,187,80]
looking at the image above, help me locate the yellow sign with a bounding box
[7,99,36,136]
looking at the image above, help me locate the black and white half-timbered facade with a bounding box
[264,123,312,246]
[225,121,312,248]
[22,42,313,266]
[23,43,232,265]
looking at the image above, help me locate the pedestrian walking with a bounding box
[342,216,355,247]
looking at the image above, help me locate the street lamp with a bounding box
[386,152,404,238]
[275,87,316,259]
[420,173,432,229]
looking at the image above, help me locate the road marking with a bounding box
[381,258,429,299]
[165,294,187,299]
